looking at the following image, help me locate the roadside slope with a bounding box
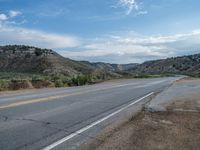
[85,78,200,150]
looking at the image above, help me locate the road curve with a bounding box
[0,77,179,150]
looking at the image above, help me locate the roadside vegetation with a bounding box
[133,73,176,78]
[0,72,194,92]
[187,73,200,78]
[0,72,184,92]
[0,72,114,91]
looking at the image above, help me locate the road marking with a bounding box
[0,92,84,109]
[42,92,154,150]
[0,82,145,109]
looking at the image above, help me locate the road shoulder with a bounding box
[84,78,200,150]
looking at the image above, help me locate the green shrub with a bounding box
[0,80,10,91]
[34,49,43,56]
[70,75,92,86]
[55,80,65,87]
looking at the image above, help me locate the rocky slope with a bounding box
[132,54,200,75]
[0,45,137,77]
[0,45,95,76]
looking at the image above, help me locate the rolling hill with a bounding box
[0,45,199,91]
[0,45,137,77]
[132,53,200,76]
[0,45,200,78]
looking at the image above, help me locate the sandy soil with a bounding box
[84,78,200,150]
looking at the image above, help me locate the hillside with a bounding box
[80,61,138,73]
[132,53,200,76]
[0,45,200,91]
[0,45,96,76]
[0,45,137,78]
[1,45,199,78]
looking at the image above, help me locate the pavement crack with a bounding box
[15,117,54,126]
[0,115,8,121]
[0,114,54,127]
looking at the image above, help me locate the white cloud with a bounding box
[136,10,148,16]
[0,11,21,22]
[0,10,23,27]
[9,10,22,17]
[62,40,167,63]
[60,30,200,63]
[0,14,8,21]
[0,26,80,49]
[119,0,139,15]
[0,24,199,63]
[7,19,27,25]
[0,10,79,49]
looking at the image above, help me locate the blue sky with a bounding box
[0,0,200,63]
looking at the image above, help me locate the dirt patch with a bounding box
[85,100,200,150]
[31,80,54,88]
[175,77,200,83]
[8,80,33,90]
[168,99,200,112]
[0,80,55,91]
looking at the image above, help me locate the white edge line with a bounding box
[42,92,154,150]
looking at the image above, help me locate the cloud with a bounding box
[7,19,27,25]
[0,24,199,63]
[119,0,139,15]
[60,30,200,63]
[136,10,148,16]
[0,26,80,49]
[61,40,167,63]
[0,14,8,21]
[0,10,22,26]
[0,10,21,21]
[0,9,79,49]
[9,10,22,17]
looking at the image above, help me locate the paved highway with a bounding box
[0,77,179,150]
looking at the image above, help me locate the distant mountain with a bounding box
[132,53,200,75]
[1,45,199,78]
[80,61,138,72]
[0,45,137,77]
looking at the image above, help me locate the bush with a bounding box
[54,80,65,87]
[9,80,33,90]
[0,80,10,91]
[71,75,92,86]
[31,79,54,88]
[34,49,43,56]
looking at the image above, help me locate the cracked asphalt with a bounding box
[0,77,179,150]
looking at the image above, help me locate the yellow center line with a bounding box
[0,82,143,110]
[0,91,84,109]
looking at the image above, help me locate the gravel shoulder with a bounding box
[84,78,200,150]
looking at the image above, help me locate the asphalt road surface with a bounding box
[0,77,179,150]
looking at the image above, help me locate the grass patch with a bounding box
[134,73,176,78]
